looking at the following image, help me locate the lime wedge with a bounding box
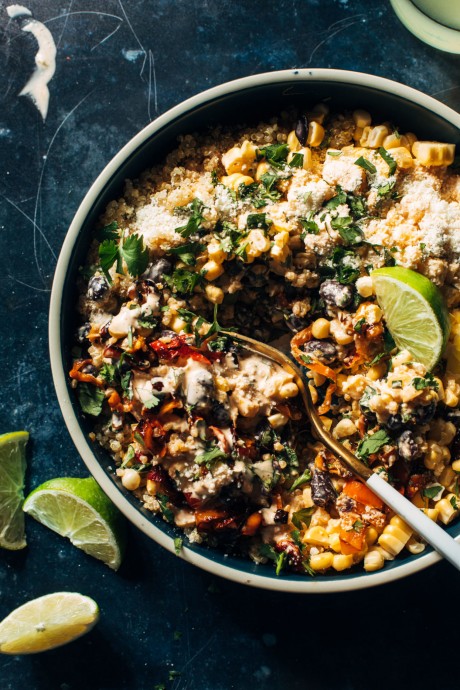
[23,477,126,570]
[0,431,29,550]
[371,267,451,370]
[0,592,99,655]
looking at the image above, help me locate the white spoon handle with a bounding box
[367,473,460,570]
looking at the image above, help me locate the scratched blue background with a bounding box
[0,1,459,689]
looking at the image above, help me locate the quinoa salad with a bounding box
[70,104,460,576]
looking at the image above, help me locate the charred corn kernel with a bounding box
[383,133,403,149]
[311,318,330,339]
[221,139,257,174]
[378,515,412,556]
[366,125,390,148]
[267,412,289,429]
[328,532,342,553]
[202,259,224,281]
[364,548,385,572]
[365,527,379,546]
[170,316,188,333]
[452,459,460,472]
[390,146,414,169]
[330,324,354,345]
[436,494,459,524]
[287,130,302,151]
[424,440,444,470]
[207,242,226,262]
[319,415,333,432]
[303,526,330,547]
[205,284,224,304]
[367,362,387,381]
[445,388,459,407]
[215,374,230,392]
[255,161,270,180]
[246,229,271,260]
[309,551,334,571]
[332,418,358,439]
[308,383,318,405]
[406,537,426,555]
[121,468,141,491]
[307,121,325,147]
[353,109,372,128]
[412,141,455,166]
[404,132,418,150]
[355,276,374,297]
[332,553,354,571]
[221,172,254,191]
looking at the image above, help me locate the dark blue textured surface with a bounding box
[0,1,459,689]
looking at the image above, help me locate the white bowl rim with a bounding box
[49,68,460,593]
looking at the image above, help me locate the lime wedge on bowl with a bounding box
[23,477,126,570]
[0,592,99,655]
[371,267,451,370]
[0,430,29,550]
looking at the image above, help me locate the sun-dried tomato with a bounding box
[136,418,167,454]
[149,335,212,365]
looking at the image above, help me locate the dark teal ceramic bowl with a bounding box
[49,69,460,592]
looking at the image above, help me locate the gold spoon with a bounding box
[229,332,460,571]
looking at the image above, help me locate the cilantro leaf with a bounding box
[119,233,149,277]
[96,221,119,241]
[300,213,320,235]
[258,143,289,168]
[347,194,367,219]
[412,374,439,391]
[356,429,390,460]
[144,395,161,409]
[175,198,205,237]
[324,186,347,209]
[99,239,119,283]
[98,362,117,384]
[164,268,204,294]
[78,383,105,416]
[378,147,397,175]
[377,178,396,198]
[423,485,443,500]
[292,507,314,530]
[247,213,272,231]
[275,550,286,576]
[290,467,312,492]
[331,216,363,245]
[157,493,174,523]
[352,519,364,532]
[289,152,304,168]
[168,241,205,266]
[354,317,366,333]
[195,444,228,467]
[174,537,183,555]
[355,156,377,174]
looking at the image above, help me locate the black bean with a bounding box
[81,363,98,376]
[285,314,309,333]
[209,401,232,427]
[415,402,436,425]
[397,430,420,461]
[303,339,337,363]
[386,414,404,431]
[76,323,91,343]
[274,509,289,524]
[311,468,336,508]
[295,115,309,146]
[145,258,172,283]
[319,279,353,308]
[100,322,111,341]
[87,275,108,301]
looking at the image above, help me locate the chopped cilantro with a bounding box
[157,493,174,523]
[450,496,458,510]
[289,152,304,168]
[120,370,133,400]
[195,444,228,467]
[275,551,287,576]
[377,178,396,198]
[96,221,119,241]
[175,198,205,237]
[423,485,443,500]
[98,362,117,384]
[247,213,272,231]
[78,383,105,416]
[324,186,347,209]
[352,519,364,532]
[391,380,402,389]
[356,429,390,460]
[292,507,314,530]
[258,143,289,168]
[211,170,219,185]
[327,150,342,157]
[144,395,161,409]
[300,213,320,235]
[378,147,397,175]
[347,194,367,219]
[290,467,312,492]
[355,156,377,174]
[354,318,366,333]
[174,537,183,555]
[99,233,148,283]
[168,241,205,266]
[137,314,158,329]
[164,268,204,294]
[412,373,439,391]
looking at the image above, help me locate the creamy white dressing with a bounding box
[7,5,57,120]
[183,360,214,408]
[108,304,141,338]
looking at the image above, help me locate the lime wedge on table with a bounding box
[371,267,451,370]
[23,477,126,570]
[0,431,29,550]
[0,592,99,655]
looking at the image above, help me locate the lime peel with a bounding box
[0,431,29,550]
[371,267,450,371]
[23,477,126,570]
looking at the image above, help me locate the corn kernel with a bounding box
[332,553,354,571]
[355,276,374,298]
[310,102,329,124]
[406,537,426,555]
[255,162,270,180]
[364,548,385,572]
[205,284,224,304]
[287,130,301,151]
[202,260,224,281]
[246,229,271,260]
[310,551,334,571]
[121,469,141,491]
[390,147,414,169]
[303,526,330,547]
[221,139,257,174]
[207,242,226,262]
[366,125,390,148]
[221,172,254,191]
[307,121,325,147]
[412,141,455,167]
[332,418,357,439]
[436,494,459,524]
[353,109,372,128]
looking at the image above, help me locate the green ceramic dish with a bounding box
[49,69,460,592]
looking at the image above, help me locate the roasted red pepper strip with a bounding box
[149,335,212,365]
[69,359,104,388]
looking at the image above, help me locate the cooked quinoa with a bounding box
[71,104,460,576]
